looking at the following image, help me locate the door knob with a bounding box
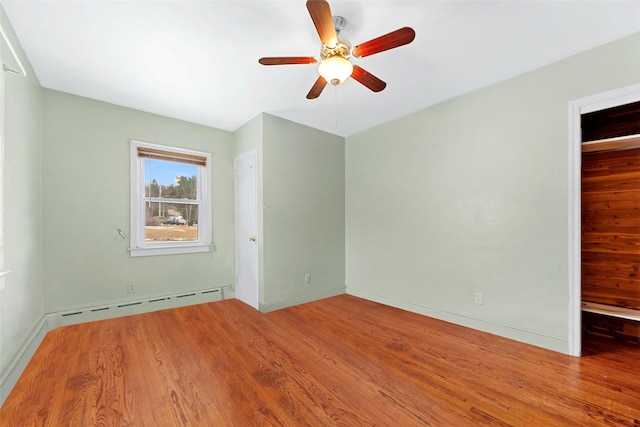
[249,236,256,242]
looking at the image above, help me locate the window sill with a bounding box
[129,244,213,257]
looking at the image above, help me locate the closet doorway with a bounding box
[569,84,640,356]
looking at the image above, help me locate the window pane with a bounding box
[144,158,198,200]
[145,202,198,242]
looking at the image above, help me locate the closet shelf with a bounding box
[582,301,640,322]
[582,133,640,153]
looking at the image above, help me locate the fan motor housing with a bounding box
[321,38,351,60]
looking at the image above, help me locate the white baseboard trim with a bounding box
[259,287,345,313]
[0,315,48,406]
[346,287,569,355]
[0,285,231,406]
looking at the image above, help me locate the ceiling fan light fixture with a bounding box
[260,1,416,98]
[318,56,353,86]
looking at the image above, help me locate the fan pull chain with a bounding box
[334,84,339,133]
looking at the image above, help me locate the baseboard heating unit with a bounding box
[48,287,224,328]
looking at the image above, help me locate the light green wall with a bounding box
[41,90,235,311]
[345,32,640,353]
[261,114,345,310]
[234,114,262,158]
[0,6,44,394]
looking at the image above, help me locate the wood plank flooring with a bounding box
[2,295,639,426]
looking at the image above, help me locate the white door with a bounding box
[234,150,258,309]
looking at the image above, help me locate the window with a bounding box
[130,140,212,257]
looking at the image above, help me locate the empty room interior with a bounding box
[1,0,639,425]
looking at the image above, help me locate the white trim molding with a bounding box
[567,83,640,357]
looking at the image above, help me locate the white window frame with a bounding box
[129,140,213,257]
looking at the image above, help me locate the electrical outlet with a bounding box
[127,283,135,294]
[304,274,311,285]
[474,292,483,305]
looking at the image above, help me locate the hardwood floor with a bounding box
[2,295,639,426]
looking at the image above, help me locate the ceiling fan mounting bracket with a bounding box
[333,16,346,35]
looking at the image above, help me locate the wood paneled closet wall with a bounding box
[581,101,640,343]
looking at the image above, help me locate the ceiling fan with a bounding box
[259,0,415,99]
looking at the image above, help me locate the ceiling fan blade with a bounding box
[259,57,318,66]
[352,27,416,58]
[351,65,386,92]
[306,0,338,48]
[306,76,328,99]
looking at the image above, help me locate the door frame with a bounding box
[234,149,259,309]
[567,83,640,356]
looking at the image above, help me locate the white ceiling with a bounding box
[3,1,640,137]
